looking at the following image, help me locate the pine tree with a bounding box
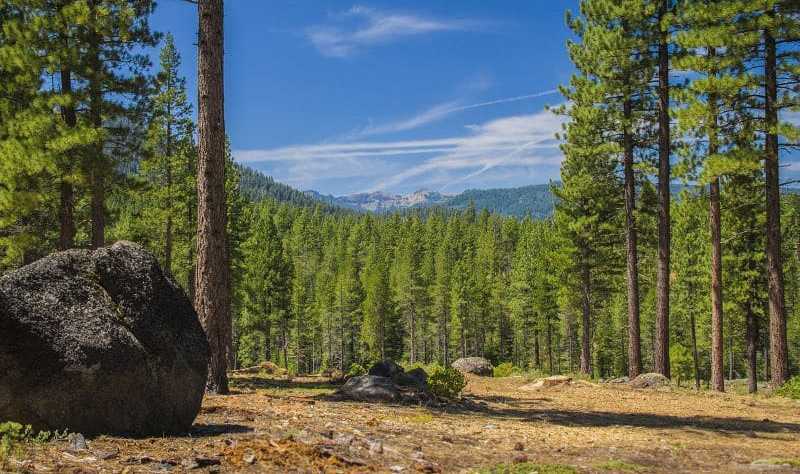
[139,33,195,275]
[653,0,676,378]
[566,0,658,378]
[195,0,230,394]
[239,202,291,366]
[0,3,57,266]
[553,77,624,375]
[759,0,800,386]
[362,238,396,361]
[393,220,427,363]
[672,190,710,389]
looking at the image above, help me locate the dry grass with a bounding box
[5,374,800,473]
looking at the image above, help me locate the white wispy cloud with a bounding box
[234,106,565,193]
[348,89,560,138]
[365,108,565,191]
[306,5,482,58]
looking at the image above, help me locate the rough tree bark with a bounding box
[763,18,789,386]
[690,307,701,391]
[653,0,671,378]
[709,68,724,392]
[195,0,231,394]
[623,94,641,379]
[709,175,724,392]
[546,315,554,375]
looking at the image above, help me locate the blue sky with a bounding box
[149,0,578,196]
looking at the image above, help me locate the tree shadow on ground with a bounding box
[189,423,254,438]
[229,375,341,391]
[434,393,800,436]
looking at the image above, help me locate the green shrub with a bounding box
[477,462,577,474]
[428,365,466,399]
[493,362,516,378]
[776,376,800,400]
[670,345,694,387]
[0,422,54,463]
[0,422,29,461]
[346,363,366,378]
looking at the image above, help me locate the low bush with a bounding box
[493,362,517,378]
[0,422,55,464]
[428,365,466,399]
[776,376,800,400]
[346,363,366,379]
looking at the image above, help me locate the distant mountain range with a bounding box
[238,165,557,218]
[304,185,556,218]
[239,165,800,219]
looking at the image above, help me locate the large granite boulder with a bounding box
[0,242,209,436]
[452,357,494,376]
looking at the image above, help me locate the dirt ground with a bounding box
[5,373,800,473]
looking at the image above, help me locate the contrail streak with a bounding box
[448,89,560,113]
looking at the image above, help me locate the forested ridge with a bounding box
[2,0,800,396]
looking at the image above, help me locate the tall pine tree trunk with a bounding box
[58,65,76,250]
[409,307,417,364]
[746,300,758,394]
[690,306,700,391]
[653,0,671,378]
[763,19,789,386]
[579,246,592,376]
[546,315,554,375]
[195,0,230,394]
[623,96,642,379]
[709,74,724,392]
[710,177,724,391]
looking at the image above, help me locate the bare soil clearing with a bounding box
[7,374,800,473]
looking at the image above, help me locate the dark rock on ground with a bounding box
[368,359,405,378]
[337,375,400,402]
[451,357,494,376]
[338,361,432,403]
[630,373,670,389]
[0,241,209,436]
[403,367,429,389]
[606,376,630,384]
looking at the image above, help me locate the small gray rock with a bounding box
[630,373,670,389]
[68,433,87,451]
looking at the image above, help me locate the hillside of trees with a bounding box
[445,184,556,218]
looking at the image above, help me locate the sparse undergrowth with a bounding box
[427,365,467,398]
[0,422,58,467]
[595,459,648,472]
[475,462,578,474]
[346,363,366,379]
[493,362,517,378]
[775,376,800,400]
[751,458,800,468]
